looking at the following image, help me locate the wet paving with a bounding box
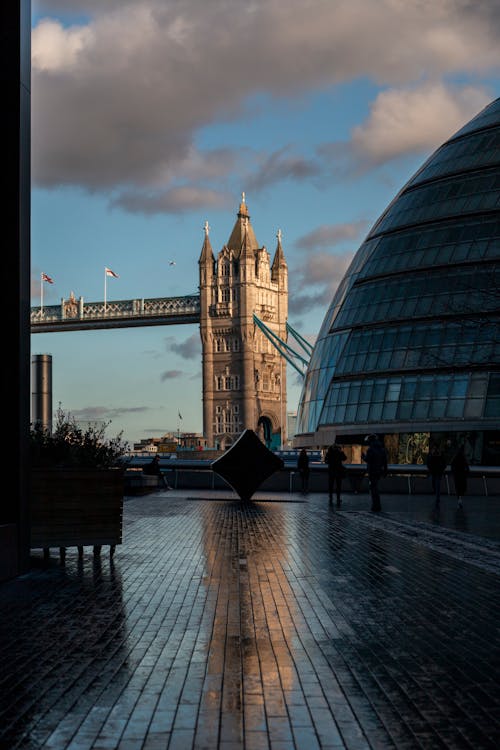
[1,490,500,749]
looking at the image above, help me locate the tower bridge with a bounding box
[31,196,310,450]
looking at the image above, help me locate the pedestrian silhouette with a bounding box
[297,448,310,494]
[362,434,388,512]
[450,444,469,509]
[143,454,171,489]
[426,443,447,507]
[324,443,347,507]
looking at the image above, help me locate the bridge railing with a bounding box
[31,294,201,330]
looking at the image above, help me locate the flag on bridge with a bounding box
[104,267,119,312]
[41,272,54,284]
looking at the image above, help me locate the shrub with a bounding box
[30,406,129,469]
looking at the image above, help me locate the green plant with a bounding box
[30,406,129,468]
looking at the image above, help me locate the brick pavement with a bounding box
[1,490,499,750]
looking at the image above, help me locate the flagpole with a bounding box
[104,268,107,313]
[40,273,44,315]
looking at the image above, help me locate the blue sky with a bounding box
[30,0,500,447]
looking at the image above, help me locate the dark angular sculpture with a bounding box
[211,429,284,501]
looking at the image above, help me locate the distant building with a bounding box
[294,97,500,465]
[132,438,161,453]
[199,195,288,450]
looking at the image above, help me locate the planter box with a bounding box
[31,468,124,558]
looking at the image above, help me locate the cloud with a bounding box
[289,287,336,316]
[295,221,368,250]
[67,405,149,421]
[160,369,184,381]
[246,147,321,191]
[31,1,500,199]
[349,82,492,168]
[31,18,94,72]
[166,333,201,360]
[289,249,354,315]
[112,186,230,215]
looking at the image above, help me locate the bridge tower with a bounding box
[199,195,288,450]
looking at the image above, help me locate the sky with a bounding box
[30,0,500,448]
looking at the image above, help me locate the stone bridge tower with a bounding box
[199,194,288,450]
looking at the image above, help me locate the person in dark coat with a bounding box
[297,448,310,494]
[362,434,388,512]
[450,445,469,508]
[426,443,447,507]
[324,443,347,507]
[143,454,171,489]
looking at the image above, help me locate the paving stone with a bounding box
[0,490,499,749]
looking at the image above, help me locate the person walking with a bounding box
[324,443,347,507]
[297,448,310,494]
[426,443,447,507]
[362,434,388,512]
[450,444,469,508]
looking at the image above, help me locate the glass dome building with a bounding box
[294,97,500,465]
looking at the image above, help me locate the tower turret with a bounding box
[199,221,216,447]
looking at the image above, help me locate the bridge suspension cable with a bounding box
[253,314,312,377]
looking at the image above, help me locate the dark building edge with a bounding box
[0,1,31,580]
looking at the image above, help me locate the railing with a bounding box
[122,457,500,496]
[31,294,201,332]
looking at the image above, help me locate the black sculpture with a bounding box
[211,429,284,501]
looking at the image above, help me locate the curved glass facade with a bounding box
[295,98,500,462]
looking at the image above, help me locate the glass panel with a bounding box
[373,381,387,402]
[484,397,500,418]
[402,379,417,399]
[428,400,447,418]
[397,401,413,419]
[356,403,369,421]
[386,382,401,401]
[335,403,347,422]
[449,378,468,398]
[382,401,397,420]
[446,399,464,418]
[368,402,383,421]
[487,374,500,396]
[464,398,483,418]
[344,404,357,422]
[413,400,429,419]
[417,378,434,398]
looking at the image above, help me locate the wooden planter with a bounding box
[30,468,124,559]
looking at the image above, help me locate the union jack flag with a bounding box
[41,272,54,284]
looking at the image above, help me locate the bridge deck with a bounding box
[31,294,201,332]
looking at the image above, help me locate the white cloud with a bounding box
[32,18,94,71]
[350,83,492,166]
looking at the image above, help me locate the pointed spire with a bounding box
[227,193,258,257]
[238,191,248,217]
[240,215,253,259]
[272,227,287,278]
[199,219,215,265]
